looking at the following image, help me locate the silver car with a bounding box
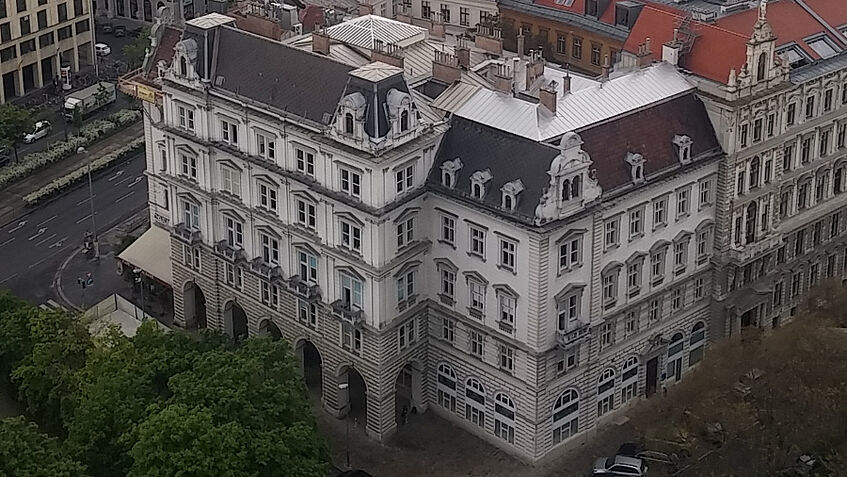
[593,455,648,476]
[23,120,51,143]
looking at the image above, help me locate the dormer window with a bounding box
[470,169,493,199]
[501,179,525,212]
[387,88,415,137]
[673,135,693,164]
[179,57,188,77]
[337,92,366,138]
[561,174,582,201]
[756,52,767,81]
[400,110,409,132]
[625,152,646,185]
[344,113,354,135]
[440,158,463,189]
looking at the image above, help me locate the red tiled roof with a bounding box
[531,0,628,26]
[804,0,847,30]
[623,5,747,84]
[578,92,721,192]
[147,26,182,75]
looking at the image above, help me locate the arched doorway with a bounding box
[339,366,367,426]
[223,300,248,341]
[259,319,281,340]
[182,281,207,329]
[297,340,323,397]
[394,362,423,425]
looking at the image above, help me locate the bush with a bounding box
[23,138,145,206]
[0,109,141,189]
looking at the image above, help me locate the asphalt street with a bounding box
[0,151,147,304]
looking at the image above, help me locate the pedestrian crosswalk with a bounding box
[39,299,68,312]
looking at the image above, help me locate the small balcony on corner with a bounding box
[330,300,364,325]
[728,233,782,264]
[557,322,590,348]
[172,222,202,245]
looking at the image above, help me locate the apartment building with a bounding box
[622,0,847,338]
[0,0,94,102]
[398,0,497,32]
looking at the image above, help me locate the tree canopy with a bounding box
[0,104,34,162]
[0,416,88,477]
[123,29,152,70]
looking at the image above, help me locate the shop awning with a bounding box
[118,226,173,287]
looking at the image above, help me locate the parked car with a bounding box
[114,24,126,37]
[95,43,112,56]
[101,22,113,33]
[617,442,644,458]
[593,455,648,476]
[23,120,51,143]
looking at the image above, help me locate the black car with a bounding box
[114,24,126,37]
[101,22,113,33]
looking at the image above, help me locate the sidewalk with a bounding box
[0,121,144,226]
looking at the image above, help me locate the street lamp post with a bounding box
[338,382,350,470]
[133,268,145,320]
[78,147,99,260]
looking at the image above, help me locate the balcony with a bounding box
[557,322,590,348]
[287,275,322,301]
[250,257,283,281]
[173,223,202,245]
[215,240,248,263]
[727,233,783,264]
[331,300,364,325]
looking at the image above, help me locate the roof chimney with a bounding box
[539,80,558,115]
[432,51,461,84]
[663,30,682,66]
[562,65,572,95]
[525,49,545,87]
[430,13,445,40]
[371,41,405,69]
[357,2,372,16]
[517,33,525,58]
[636,37,653,67]
[475,24,503,56]
[312,27,330,55]
[456,37,470,69]
[601,54,611,80]
[493,62,512,94]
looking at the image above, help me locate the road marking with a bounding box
[116,191,135,203]
[37,215,57,227]
[27,227,46,241]
[107,170,124,181]
[7,220,27,233]
[35,233,57,247]
[75,213,93,224]
[76,196,94,206]
[27,247,68,270]
[0,273,19,285]
[127,176,143,187]
[115,176,132,186]
[0,237,15,248]
[49,236,68,249]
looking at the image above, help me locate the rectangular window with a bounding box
[19,39,34,54]
[591,43,601,66]
[182,201,200,230]
[676,187,690,218]
[604,217,619,248]
[699,179,712,208]
[180,154,197,180]
[801,137,812,164]
[602,272,618,307]
[57,25,71,40]
[629,207,643,239]
[767,113,775,137]
[651,249,665,283]
[783,144,794,171]
[499,345,514,372]
[340,273,363,310]
[396,271,415,303]
[653,197,667,227]
[499,238,516,271]
[820,130,830,157]
[831,212,841,239]
[694,277,704,300]
[557,33,566,54]
[838,124,846,149]
[559,235,582,271]
[740,124,748,147]
[255,132,275,160]
[773,281,783,306]
[183,245,201,269]
[260,281,279,308]
[296,199,316,229]
[36,10,46,28]
[648,298,661,322]
[295,148,315,176]
[697,228,711,262]
[395,164,414,194]
[469,330,484,358]
[340,167,361,197]
[0,23,10,41]
[72,0,82,16]
[795,229,806,256]
[805,95,815,119]
[220,119,238,145]
[19,15,29,34]
[624,311,638,337]
[220,166,241,197]
[396,217,414,248]
[572,37,582,59]
[469,225,485,257]
[57,3,67,20]
[824,89,833,112]
[224,216,243,247]
[258,183,277,212]
[37,31,53,48]
[439,3,450,22]
[753,118,763,142]
[73,18,87,34]
[557,293,580,331]
[298,250,318,284]
[441,215,455,244]
[827,254,836,278]
[627,261,641,293]
[790,271,801,297]
[298,300,317,329]
[469,280,485,312]
[340,221,362,252]
[674,240,688,272]
[459,7,469,26]
[441,268,455,298]
[224,263,243,290]
[442,317,455,342]
[260,233,280,265]
[177,105,194,131]
[499,294,516,327]
[421,0,430,19]
[341,324,362,354]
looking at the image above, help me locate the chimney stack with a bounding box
[474,25,503,55]
[663,30,682,65]
[430,13,445,40]
[372,41,405,69]
[517,33,526,58]
[636,37,652,67]
[601,54,610,80]
[312,27,330,55]
[432,51,461,84]
[525,49,545,87]
[562,65,572,95]
[493,63,512,94]
[357,2,372,16]
[539,80,558,115]
[456,37,470,69]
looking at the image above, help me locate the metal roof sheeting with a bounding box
[327,14,427,49]
[454,62,695,142]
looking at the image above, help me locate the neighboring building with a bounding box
[621,0,847,337]
[126,9,724,461]
[0,0,95,102]
[398,0,497,33]
[496,0,632,75]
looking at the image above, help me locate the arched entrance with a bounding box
[182,281,207,329]
[297,340,323,397]
[394,362,423,425]
[339,366,367,426]
[259,319,282,340]
[223,300,248,341]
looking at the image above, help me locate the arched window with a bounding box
[503,194,513,210]
[344,113,354,135]
[472,183,483,199]
[442,170,453,188]
[179,56,188,77]
[834,167,843,195]
[749,157,760,189]
[597,368,616,417]
[635,165,643,181]
[562,179,571,201]
[552,389,579,444]
[494,392,515,444]
[757,52,767,81]
[437,363,457,412]
[400,109,409,132]
[620,356,639,404]
[689,322,706,365]
[464,378,485,428]
[667,331,685,382]
[745,201,758,244]
[571,174,581,198]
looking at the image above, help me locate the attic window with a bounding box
[807,36,840,59]
[501,179,525,212]
[440,158,463,189]
[625,152,645,185]
[672,135,693,165]
[400,110,409,132]
[756,52,767,81]
[344,113,354,135]
[179,57,187,77]
[470,169,493,199]
[561,175,581,201]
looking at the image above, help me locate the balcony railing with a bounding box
[215,240,248,263]
[331,300,364,325]
[728,233,783,264]
[557,322,590,348]
[287,275,322,301]
[250,257,283,280]
[173,223,202,244]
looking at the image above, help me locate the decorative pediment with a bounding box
[493,283,519,298]
[463,270,489,286]
[554,282,586,302]
[673,135,693,164]
[625,152,646,184]
[434,257,458,272]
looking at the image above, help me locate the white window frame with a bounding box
[498,344,515,372]
[620,356,638,404]
[436,364,457,412]
[220,118,238,145]
[298,249,318,284]
[498,292,516,327]
[396,164,414,194]
[441,215,455,244]
[499,238,517,271]
[557,291,581,331]
[596,368,616,417]
[179,153,197,180]
[396,216,415,248]
[552,389,579,444]
[259,232,280,266]
[340,167,362,198]
[653,196,668,228]
[340,272,364,310]
[296,199,316,230]
[469,225,486,258]
[396,270,415,303]
[181,199,200,230]
[224,262,243,290]
[177,105,194,131]
[676,187,690,219]
[465,378,486,427]
[469,329,484,358]
[340,220,362,253]
[258,182,278,212]
[493,393,516,444]
[220,165,242,197]
[629,207,643,239]
[224,214,243,248]
[559,235,582,272]
[699,179,713,208]
[295,148,315,177]
[604,217,619,248]
[256,131,276,161]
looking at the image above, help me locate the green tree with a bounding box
[0,104,34,163]
[11,309,92,434]
[0,416,88,477]
[72,107,83,135]
[123,29,151,70]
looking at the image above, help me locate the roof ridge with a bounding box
[220,24,355,70]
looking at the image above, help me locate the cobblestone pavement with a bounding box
[315,398,638,477]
